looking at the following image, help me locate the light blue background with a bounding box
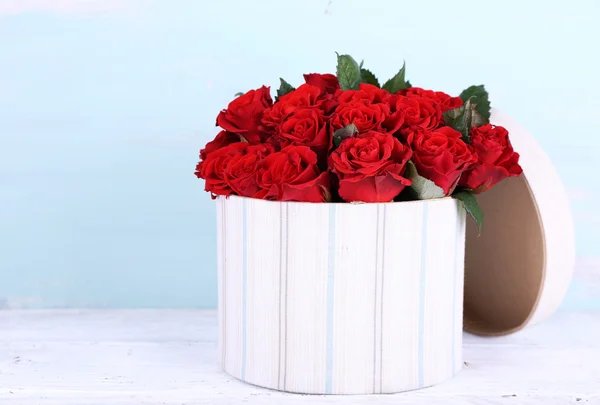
[1,0,598,309]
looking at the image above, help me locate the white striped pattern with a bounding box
[217,196,466,395]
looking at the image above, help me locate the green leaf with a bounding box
[276,78,295,101]
[453,190,483,234]
[360,68,380,87]
[405,161,446,199]
[359,60,364,69]
[336,53,362,90]
[382,62,410,93]
[459,85,491,123]
[442,97,485,143]
[239,135,249,143]
[234,92,244,97]
[333,123,359,147]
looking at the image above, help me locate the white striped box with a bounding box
[217,195,466,394]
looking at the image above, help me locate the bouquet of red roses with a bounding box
[195,54,522,230]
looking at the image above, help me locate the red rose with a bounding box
[408,126,477,195]
[216,86,273,143]
[392,94,443,137]
[435,91,463,112]
[332,100,390,133]
[459,124,523,193]
[261,84,326,130]
[402,87,463,112]
[303,74,339,113]
[255,145,331,202]
[303,73,340,95]
[329,131,412,202]
[199,130,240,161]
[223,143,276,197]
[276,107,331,159]
[195,143,249,198]
[332,84,404,133]
[338,83,390,104]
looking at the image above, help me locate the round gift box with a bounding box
[216,195,466,394]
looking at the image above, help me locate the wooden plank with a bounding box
[0,310,599,404]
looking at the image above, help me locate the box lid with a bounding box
[463,109,576,336]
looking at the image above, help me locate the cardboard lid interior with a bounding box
[463,174,545,336]
[462,109,576,336]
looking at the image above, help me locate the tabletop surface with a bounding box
[0,309,599,405]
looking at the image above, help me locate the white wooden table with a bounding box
[1,310,599,404]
